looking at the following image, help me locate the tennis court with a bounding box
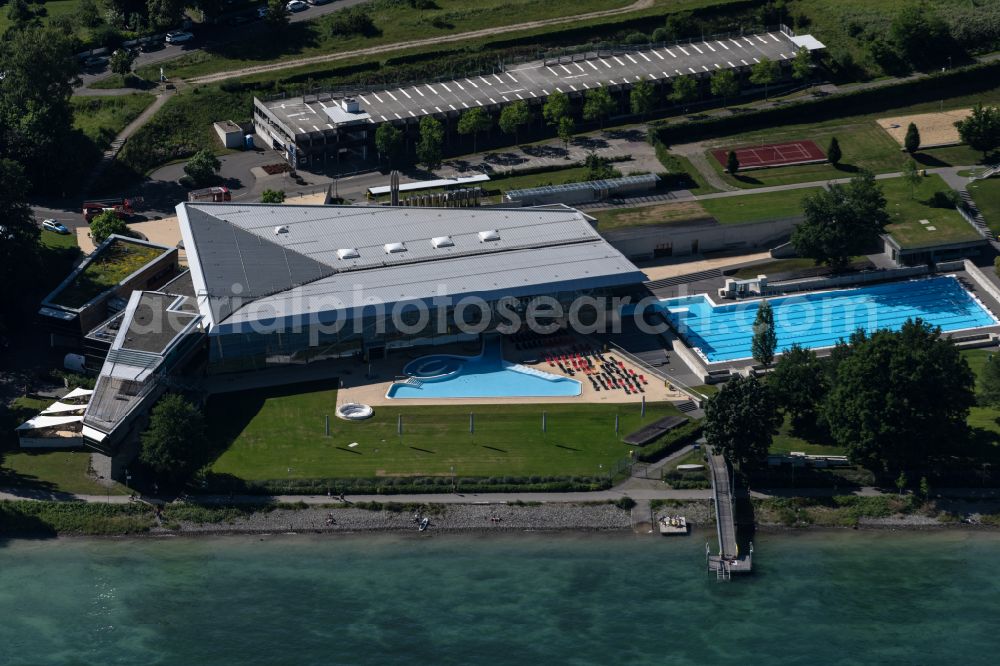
[712,140,827,171]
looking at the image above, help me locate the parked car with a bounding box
[139,39,164,52]
[42,219,70,235]
[286,0,308,12]
[165,31,194,44]
[81,55,107,69]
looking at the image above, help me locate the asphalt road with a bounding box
[76,0,372,88]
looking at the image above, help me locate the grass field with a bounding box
[969,177,1000,235]
[141,0,636,80]
[0,451,128,496]
[700,187,821,224]
[72,94,156,151]
[702,85,1000,190]
[592,200,712,231]
[882,174,980,249]
[207,381,682,480]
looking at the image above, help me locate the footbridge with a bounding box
[706,451,753,580]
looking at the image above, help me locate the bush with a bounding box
[199,473,613,495]
[623,31,648,45]
[615,496,637,510]
[927,189,960,208]
[636,421,704,463]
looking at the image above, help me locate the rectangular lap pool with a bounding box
[659,276,998,363]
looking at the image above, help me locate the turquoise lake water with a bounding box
[387,337,580,399]
[2,530,1000,665]
[659,276,998,362]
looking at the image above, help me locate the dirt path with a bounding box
[671,141,739,192]
[186,0,655,84]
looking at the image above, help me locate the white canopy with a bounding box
[16,414,84,431]
[41,402,88,415]
[64,387,95,399]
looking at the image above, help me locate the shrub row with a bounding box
[0,501,154,536]
[199,474,612,496]
[635,421,704,464]
[652,59,1000,146]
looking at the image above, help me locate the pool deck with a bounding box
[336,338,691,408]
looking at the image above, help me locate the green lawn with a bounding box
[700,187,821,224]
[702,85,1000,190]
[72,94,156,151]
[207,381,681,480]
[0,451,128,496]
[968,177,1000,235]
[50,240,164,309]
[592,200,712,231]
[883,174,981,249]
[770,415,847,457]
[140,0,634,80]
[40,230,78,251]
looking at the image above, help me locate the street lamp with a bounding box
[125,469,132,498]
[451,465,456,492]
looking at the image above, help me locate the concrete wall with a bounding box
[601,217,800,261]
[214,121,244,149]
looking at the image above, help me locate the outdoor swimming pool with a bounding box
[658,276,998,363]
[387,338,581,399]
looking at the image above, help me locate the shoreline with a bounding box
[3,497,1000,539]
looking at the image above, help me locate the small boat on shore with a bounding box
[658,515,688,536]
[419,517,430,531]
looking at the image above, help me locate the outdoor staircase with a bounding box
[969,163,1000,182]
[644,269,723,292]
[82,137,128,196]
[677,400,699,414]
[957,190,999,249]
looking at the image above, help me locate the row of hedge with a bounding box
[636,421,705,464]
[199,474,613,496]
[0,501,155,536]
[652,59,1000,146]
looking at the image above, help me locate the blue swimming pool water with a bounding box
[387,338,581,399]
[658,276,997,363]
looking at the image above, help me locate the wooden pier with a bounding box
[706,451,753,580]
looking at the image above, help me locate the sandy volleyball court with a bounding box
[876,109,971,148]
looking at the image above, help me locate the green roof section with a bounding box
[47,238,167,310]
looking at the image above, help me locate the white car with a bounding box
[42,219,70,235]
[287,0,308,11]
[165,31,194,44]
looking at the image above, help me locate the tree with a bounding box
[0,159,40,342]
[824,319,976,474]
[109,48,137,77]
[827,136,842,166]
[750,56,780,100]
[542,90,570,127]
[139,394,208,482]
[557,116,575,152]
[751,299,777,366]
[498,100,531,144]
[582,86,616,129]
[791,170,890,271]
[90,210,132,244]
[184,149,221,185]
[374,122,404,165]
[895,471,908,496]
[768,344,828,434]
[726,150,739,176]
[264,0,290,29]
[416,115,444,170]
[902,157,921,199]
[629,77,655,118]
[584,152,620,180]
[6,0,33,24]
[146,0,185,31]
[791,47,812,82]
[904,122,921,153]
[456,107,491,153]
[709,69,739,108]
[78,0,103,27]
[979,353,1000,408]
[260,189,285,203]
[890,3,951,71]
[0,26,79,193]
[704,374,781,470]
[954,103,1000,159]
[667,75,698,106]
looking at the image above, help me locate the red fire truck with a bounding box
[187,186,231,203]
[82,197,144,223]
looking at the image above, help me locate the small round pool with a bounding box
[404,355,464,379]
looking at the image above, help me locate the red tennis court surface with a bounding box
[712,140,827,170]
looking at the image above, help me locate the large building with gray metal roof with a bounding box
[253,28,824,169]
[177,202,646,373]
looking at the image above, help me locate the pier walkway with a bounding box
[707,451,752,580]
